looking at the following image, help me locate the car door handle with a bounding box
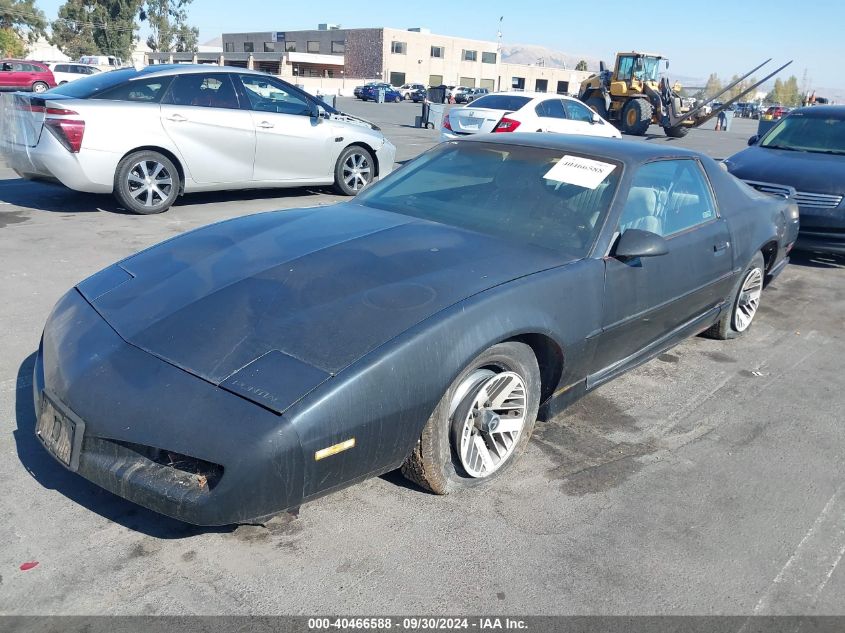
[166,114,187,122]
[257,121,274,129]
[714,241,730,253]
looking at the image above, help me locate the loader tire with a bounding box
[585,96,608,119]
[664,125,690,138]
[621,98,653,136]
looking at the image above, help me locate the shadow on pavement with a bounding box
[788,251,845,269]
[13,352,233,539]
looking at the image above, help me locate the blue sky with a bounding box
[37,0,844,92]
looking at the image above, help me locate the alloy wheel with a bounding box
[127,160,173,209]
[342,152,372,192]
[450,370,528,478]
[734,267,763,332]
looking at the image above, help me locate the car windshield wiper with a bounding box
[763,144,804,152]
[809,148,845,156]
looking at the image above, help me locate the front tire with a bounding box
[333,145,375,196]
[114,150,180,215]
[664,125,689,138]
[586,95,608,119]
[704,252,765,340]
[31,81,49,93]
[621,98,653,135]
[401,342,540,494]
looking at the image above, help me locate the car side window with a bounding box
[564,100,595,123]
[535,98,567,119]
[163,73,241,109]
[618,160,717,237]
[55,64,68,73]
[237,74,312,116]
[93,77,174,103]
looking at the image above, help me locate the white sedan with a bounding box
[442,92,621,141]
[46,62,101,85]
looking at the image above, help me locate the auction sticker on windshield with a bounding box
[544,155,617,190]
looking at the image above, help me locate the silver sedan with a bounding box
[1,65,396,214]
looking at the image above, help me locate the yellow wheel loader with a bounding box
[578,52,792,138]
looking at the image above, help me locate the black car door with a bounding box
[589,158,735,382]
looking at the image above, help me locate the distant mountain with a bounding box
[499,44,600,72]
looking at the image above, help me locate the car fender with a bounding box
[286,258,603,501]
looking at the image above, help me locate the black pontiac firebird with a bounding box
[33,135,799,525]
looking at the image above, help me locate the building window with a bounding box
[389,71,406,86]
[391,41,407,55]
[331,40,345,53]
[243,42,254,53]
[224,42,233,52]
[462,49,477,62]
[275,32,285,42]
[556,80,570,94]
[429,74,443,86]
[480,78,495,90]
[482,51,497,64]
[285,42,296,52]
[264,42,275,52]
[535,79,548,92]
[430,46,444,58]
[459,76,476,88]
[307,41,320,53]
[511,76,525,90]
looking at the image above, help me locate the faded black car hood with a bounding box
[727,146,845,196]
[77,203,568,387]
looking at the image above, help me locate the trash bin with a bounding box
[722,109,734,131]
[428,86,447,105]
[426,103,446,130]
[377,88,385,104]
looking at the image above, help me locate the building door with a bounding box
[429,74,443,86]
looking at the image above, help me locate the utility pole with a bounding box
[496,16,503,92]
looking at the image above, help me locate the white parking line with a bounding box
[748,487,845,616]
[0,375,32,394]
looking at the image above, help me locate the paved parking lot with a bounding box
[1,99,844,615]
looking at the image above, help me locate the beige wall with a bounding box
[499,63,592,95]
[381,28,499,88]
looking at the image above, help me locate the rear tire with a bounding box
[333,145,375,196]
[586,95,608,119]
[664,125,690,138]
[621,98,653,135]
[703,252,765,340]
[31,81,49,93]
[401,342,540,494]
[114,150,180,215]
[393,95,401,103]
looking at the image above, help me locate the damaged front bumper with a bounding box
[33,289,306,526]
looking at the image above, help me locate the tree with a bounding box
[765,75,801,106]
[703,73,722,99]
[141,0,197,52]
[575,59,588,72]
[0,0,47,56]
[51,0,143,61]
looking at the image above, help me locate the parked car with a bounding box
[33,134,797,525]
[1,65,395,214]
[410,88,427,103]
[724,105,845,255]
[455,87,489,104]
[360,83,402,102]
[761,105,790,121]
[442,92,622,140]
[0,59,56,93]
[398,82,426,99]
[354,82,377,99]
[46,62,102,85]
[79,55,124,69]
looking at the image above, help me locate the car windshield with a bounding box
[357,142,622,257]
[468,94,532,111]
[761,113,845,155]
[46,68,139,97]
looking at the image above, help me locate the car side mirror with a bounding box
[591,112,601,124]
[747,135,759,146]
[614,229,669,260]
[310,103,326,121]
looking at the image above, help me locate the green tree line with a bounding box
[0,0,198,61]
[700,71,804,106]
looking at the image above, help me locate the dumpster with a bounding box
[426,103,446,130]
[428,86,447,104]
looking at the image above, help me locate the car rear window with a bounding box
[468,94,532,111]
[46,68,140,98]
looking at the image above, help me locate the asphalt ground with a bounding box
[1,99,844,616]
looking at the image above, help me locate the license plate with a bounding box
[461,117,482,129]
[36,394,84,470]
